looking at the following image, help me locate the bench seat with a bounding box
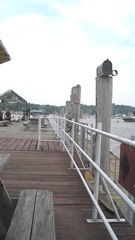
[0,121,9,126]
[23,121,31,130]
[5,189,56,240]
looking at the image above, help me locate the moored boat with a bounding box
[123,110,135,122]
[123,116,135,122]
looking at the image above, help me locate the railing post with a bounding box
[70,122,74,168]
[56,117,59,139]
[90,124,94,172]
[62,119,66,151]
[53,116,57,133]
[80,124,85,160]
[80,125,83,157]
[92,122,102,220]
[60,118,63,146]
[38,115,42,150]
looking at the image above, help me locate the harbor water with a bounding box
[80,117,135,158]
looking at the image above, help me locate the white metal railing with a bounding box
[38,115,135,240]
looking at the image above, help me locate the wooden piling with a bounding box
[71,85,81,143]
[96,76,113,175]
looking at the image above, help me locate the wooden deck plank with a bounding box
[8,139,22,150]
[0,138,61,152]
[0,150,135,240]
[0,186,87,196]
[48,141,55,151]
[42,141,49,151]
[3,180,84,187]
[15,139,28,151]
[2,180,87,195]
[21,139,33,151]
[0,138,8,144]
[2,189,89,199]
[0,173,81,183]
[29,139,37,151]
[2,139,17,150]
[0,139,11,150]
[54,205,112,240]
[53,141,61,151]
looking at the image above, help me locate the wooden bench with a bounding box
[23,121,31,130]
[0,121,10,126]
[5,189,56,240]
[44,119,49,127]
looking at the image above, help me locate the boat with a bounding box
[123,116,135,122]
[123,115,135,122]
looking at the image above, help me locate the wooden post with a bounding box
[65,101,71,117]
[71,85,81,143]
[96,76,113,175]
[60,106,65,117]
[65,100,72,134]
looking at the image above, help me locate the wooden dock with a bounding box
[0,123,135,239]
[0,137,61,151]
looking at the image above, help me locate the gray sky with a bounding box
[0,0,135,106]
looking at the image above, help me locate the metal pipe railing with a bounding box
[92,122,102,220]
[48,116,135,212]
[54,116,135,148]
[38,115,135,240]
[56,122,118,240]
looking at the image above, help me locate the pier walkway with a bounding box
[0,119,135,239]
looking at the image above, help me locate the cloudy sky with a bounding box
[0,0,135,106]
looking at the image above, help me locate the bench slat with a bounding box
[5,190,56,240]
[31,190,56,240]
[5,190,36,240]
[0,121,9,126]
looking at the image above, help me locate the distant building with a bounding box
[30,110,42,118]
[0,39,11,64]
[0,90,27,104]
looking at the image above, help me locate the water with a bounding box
[80,117,135,158]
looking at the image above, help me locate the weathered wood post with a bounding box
[70,85,81,143]
[96,59,118,175]
[60,106,65,117]
[65,101,71,117]
[65,100,72,134]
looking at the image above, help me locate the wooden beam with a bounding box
[0,179,14,230]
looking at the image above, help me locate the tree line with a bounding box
[0,102,135,116]
[80,103,135,116]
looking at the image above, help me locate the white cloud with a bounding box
[0,0,135,106]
